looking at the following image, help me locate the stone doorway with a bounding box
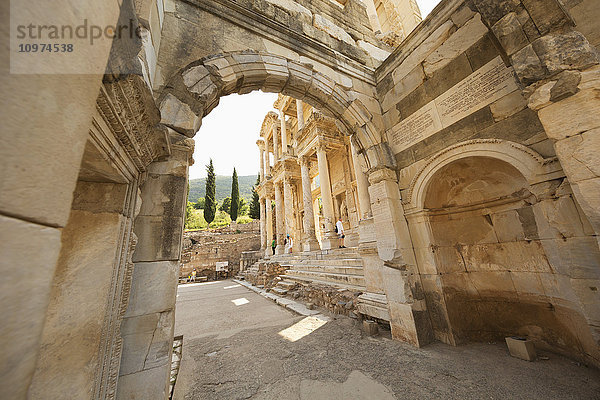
[28,136,140,399]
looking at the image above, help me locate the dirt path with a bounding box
[172,280,600,400]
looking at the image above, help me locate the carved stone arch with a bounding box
[157,50,393,173]
[403,139,559,212]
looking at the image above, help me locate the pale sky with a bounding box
[189,92,278,179]
[417,0,442,18]
[188,0,441,179]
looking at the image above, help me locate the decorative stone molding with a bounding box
[402,139,562,211]
[97,76,171,172]
[367,167,397,185]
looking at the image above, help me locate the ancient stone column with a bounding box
[279,109,287,155]
[272,124,279,162]
[265,195,273,257]
[259,198,267,251]
[257,140,265,181]
[274,182,285,255]
[316,144,336,249]
[351,141,372,219]
[283,177,295,249]
[296,99,304,130]
[300,156,320,251]
[264,137,271,177]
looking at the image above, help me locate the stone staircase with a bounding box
[269,247,366,292]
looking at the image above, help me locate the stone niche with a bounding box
[411,156,598,361]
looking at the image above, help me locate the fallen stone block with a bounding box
[505,337,537,361]
[363,320,379,336]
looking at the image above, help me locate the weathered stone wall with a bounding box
[245,260,290,287]
[373,0,600,365]
[288,283,362,316]
[180,222,261,279]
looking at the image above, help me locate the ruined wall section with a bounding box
[180,222,261,279]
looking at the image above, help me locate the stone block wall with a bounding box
[180,223,261,279]
[288,283,362,316]
[245,261,291,287]
[372,0,600,365]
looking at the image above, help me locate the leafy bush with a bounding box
[236,215,253,224]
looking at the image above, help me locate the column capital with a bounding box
[299,154,311,167]
[256,139,265,149]
[368,167,397,185]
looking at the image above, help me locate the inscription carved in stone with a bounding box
[388,57,519,154]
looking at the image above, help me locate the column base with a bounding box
[302,239,320,252]
[275,245,285,255]
[265,248,273,258]
[319,234,338,250]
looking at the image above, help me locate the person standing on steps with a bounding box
[286,234,293,254]
[271,236,276,255]
[336,217,345,248]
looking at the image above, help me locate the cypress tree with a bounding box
[249,175,260,220]
[230,168,239,221]
[204,159,216,225]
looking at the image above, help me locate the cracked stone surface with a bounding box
[172,280,600,400]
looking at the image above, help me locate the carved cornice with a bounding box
[296,111,344,157]
[259,111,279,138]
[97,76,170,172]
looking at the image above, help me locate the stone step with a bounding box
[269,247,360,261]
[287,264,364,276]
[280,274,365,292]
[296,258,362,267]
[271,287,288,295]
[277,281,297,290]
[284,270,366,287]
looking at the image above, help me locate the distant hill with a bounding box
[188,174,258,203]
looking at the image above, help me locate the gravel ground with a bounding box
[172,280,600,400]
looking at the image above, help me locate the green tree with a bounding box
[204,159,216,225]
[238,198,249,216]
[219,197,231,213]
[185,201,194,228]
[193,197,205,209]
[230,168,240,221]
[249,175,260,219]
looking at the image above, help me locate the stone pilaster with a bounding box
[274,182,285,255]
[316,144,336,249]
[367,167,433,348]
[118,136,194,400]
[300,156,320,251]
[351,141,372,220]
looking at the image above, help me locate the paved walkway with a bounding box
[173,279,600,400]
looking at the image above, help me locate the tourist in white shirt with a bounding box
[336,217,345,248]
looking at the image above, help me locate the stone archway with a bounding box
[157,50,394,174]
[403,139,599,364]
